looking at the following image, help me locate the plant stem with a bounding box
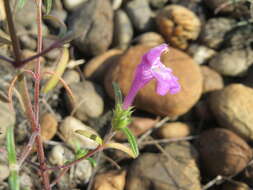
[34,0,51,189]
[47,145,103,171]
[3,0,22,64]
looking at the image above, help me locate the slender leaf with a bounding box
[105,142,136,158]
[121,127,139,157]
[75,129,103,145]
[44,0,52,14]
[17,0,27,9]
[42,46,69,93]
[112,82,123,104]
[7,126,20,190]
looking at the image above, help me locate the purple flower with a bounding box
[122,44,181,110]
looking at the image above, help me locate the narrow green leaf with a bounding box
[7,126,20,190]
[42,47,69,94]
[112,82,123,104]
[105,142,136,158]
[44,0,52,15]
[17,0,27,9]
[75,129,103,145]
[87,158,97,167]
[121,127,139,157]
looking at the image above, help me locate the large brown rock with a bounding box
[105,45,203,117]
[197,128,252,177]
[209,84,253,140]
[126,141,201,190]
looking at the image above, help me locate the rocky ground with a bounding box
[1,0,253,189]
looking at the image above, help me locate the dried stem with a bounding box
[33,0,51,189]
[3,0,22,64]
[48,145,103,171]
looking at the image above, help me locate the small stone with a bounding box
[20,172,34,190]
[84,49,123,82]
[209,84,253,141]
[0,1,6,21]
[92,170,126,190]
[73,160,93,184]
[156,5,201,49]
[63,0,88,11]
[222,181,250,190]
[197,128,252,177]
[125,0,154,32]
[195,100,214,121]
[209,48,253,76]
[66,81,104,121]
[22,49,46,70]
[60,116,100,150]
[105,45,203,117]
[113,10,133,49]
[111,0,123,10]
[126,141,201,190]
[156,122,191,139]
[187,44,216,65]
[40,113,58,141]
[0,164,9,181]
[49,145,74,166]
[0,100,16,144]
[69,0,113,56]
[149,0,168,9]
[134,32,165,46]
[200,66,224,94]
[204,0,251,18]
[115,117,157,141]
[200,18,236,49]
[62,70,80,85]
[42,38,62,60]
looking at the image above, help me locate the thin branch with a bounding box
[15,34,74,68]
[3,0,22,63]
[47,145,103,171]
[0,54,14,64]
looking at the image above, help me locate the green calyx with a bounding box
[112,103,133,131]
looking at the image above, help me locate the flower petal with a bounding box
[152,65,180,95]
[143,44,168,64]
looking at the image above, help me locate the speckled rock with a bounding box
[126,141,201,190]
[113,10,133,49]
[92,170,126,190]
[200,66,224,93]
[200,18,236,49]
[149,0,168,9]
[187,44,216,65]
[69,0,113,56]
[40,113,58,141]
[197,128,252,177]
[62,70,81,85]
[84,49,123,81]
[209,84,253,141]
[156,122,191,139]
[66,81,104,121]
[125,0,154,32]
[204,0,251,18]
[156,5,201,49]
[105,45,203,117]
[209,48,253,76]
[63,0,88,11]
[60,116,100,150]
[222,181,250,190]
[134,32,165,46]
